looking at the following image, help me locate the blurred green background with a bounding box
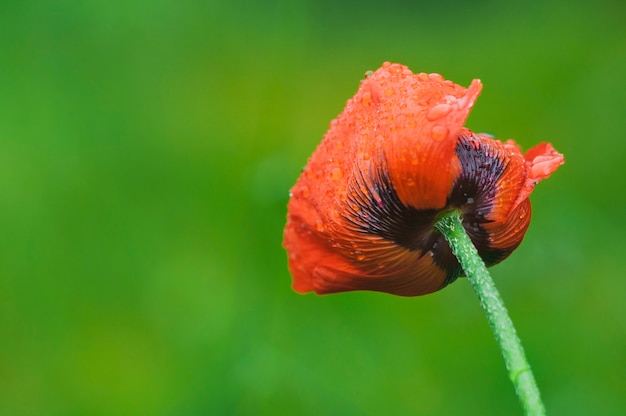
[1,0,625,414]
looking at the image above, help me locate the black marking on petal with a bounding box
[344,162,436,250]
[449,132,507,218]
[344,161,460,287]
[448,132,508,265]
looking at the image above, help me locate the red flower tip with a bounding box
[519,142,565,203]
[283,62,564,296]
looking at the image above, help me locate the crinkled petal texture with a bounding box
[283,62,564,296]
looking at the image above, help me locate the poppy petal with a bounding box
[482,199,532,262]
[312,245,448,296]
[514,142,565,208]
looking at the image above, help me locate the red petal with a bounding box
[284,197,448,296]
[311,245,448,297]
[483,199,532,256]
[525,142,565,182]
[514,142,565,208]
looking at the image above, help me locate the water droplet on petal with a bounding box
[431,125,449,141]
[388,65,402,74]
[426,103,451,121]
[428,73,444,82]
[361,91,372,106]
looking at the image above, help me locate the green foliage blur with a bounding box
[1,0,625,414]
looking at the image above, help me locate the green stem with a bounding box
[434,210,546,416]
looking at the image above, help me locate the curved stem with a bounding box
[434,211,546,416]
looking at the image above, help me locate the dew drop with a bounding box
[384,88,395,96]
[467,197,475,204]
[362,152,371,161]
[361,91,372,106]
[428,73,444,82]
[426,103,451,121]
[331,167,343,180]
[431,125,449,141]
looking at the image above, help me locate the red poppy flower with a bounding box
[283,62,564,297]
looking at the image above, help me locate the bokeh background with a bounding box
[2,0,625,414]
